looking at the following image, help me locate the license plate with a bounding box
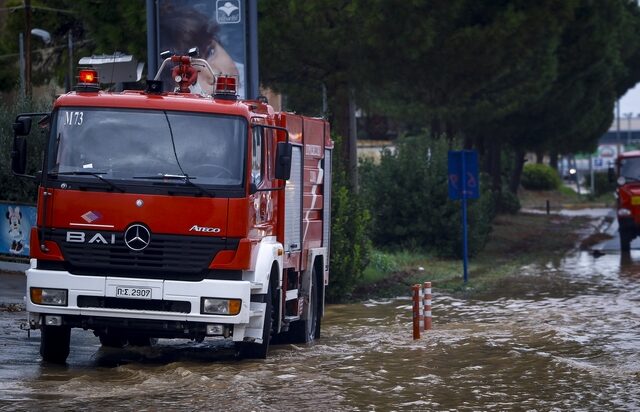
[632,196,640,205]
[115,286,152,299]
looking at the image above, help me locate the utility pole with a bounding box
[19,33,25,99]
[24,0,32,97]
[67,30,73,92]
[627,113,634,147]
[348,87,358,191]
[617,100,621,155]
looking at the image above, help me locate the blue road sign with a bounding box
[448,150,479,200]
[447,150,479,283]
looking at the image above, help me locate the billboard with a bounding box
[155,0,249,98]
[0,203,36,257]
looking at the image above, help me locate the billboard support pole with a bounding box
[146,0,157,78]
[247,0,259,99]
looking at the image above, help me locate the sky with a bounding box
[619,83,640,116]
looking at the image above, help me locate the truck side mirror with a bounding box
[13,116,32,136]
[275,142,292,180]
[11,136,28,175]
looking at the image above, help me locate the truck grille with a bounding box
[77,296,191,313]
[47,229,238,279]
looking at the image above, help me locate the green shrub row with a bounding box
[359,134,495,258]
[327,137,372,302]
[521,163,561,190]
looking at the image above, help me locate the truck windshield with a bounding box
[620,157,640,180]
[48,108,246,187]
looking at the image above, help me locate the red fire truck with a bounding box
[11,51,333,363]
[613,150,640,251]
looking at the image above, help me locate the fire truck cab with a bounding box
[11,52,332,363]
[613,150,640,250]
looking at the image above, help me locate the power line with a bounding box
[0,6,75,14]
[0,39,93,60]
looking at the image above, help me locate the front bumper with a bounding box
[26,267,261,341]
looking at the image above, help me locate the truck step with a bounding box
[249,309,264,317]
[284,315,300,323]
[285,289,298,301]
[250,282,264,290]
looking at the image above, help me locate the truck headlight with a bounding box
[201,298,241,315]
[618,208,632,217]
[30,287,68,306]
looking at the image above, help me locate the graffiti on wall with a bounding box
[0,203,36,256]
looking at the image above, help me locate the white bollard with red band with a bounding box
[412,282,433,339]
[423,281,432,331]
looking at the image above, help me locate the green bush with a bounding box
[495,190,521,214]
[327,137,372,303]
[521,163,560,190]
[0,98,52,202]
[583,171,616,197]
[360,134,494,258]
[368,250,398,274]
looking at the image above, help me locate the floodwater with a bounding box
[1,249,639,410]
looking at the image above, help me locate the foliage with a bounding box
[327,136,372,303]
[0,0,147,93]
[360,134,494,258]
[259,1,640,199]
[258,1,365,118]
[495,190,521,214]
[584,171,617,197]
[521,164,561,191]
[0,98,51,202]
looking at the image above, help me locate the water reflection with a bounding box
[619,250,640,280]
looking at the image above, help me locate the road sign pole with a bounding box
[462,153,469,283]
[448,150,477,284]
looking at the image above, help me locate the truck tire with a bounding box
[99,332,127,348]
[40,325,71,364]
[620,229,633,251]
[287,266,321,343]
[236,284,274,359]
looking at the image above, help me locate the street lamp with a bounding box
[569,166,580,195]
[31,28,51,45]
[18,28,51,98]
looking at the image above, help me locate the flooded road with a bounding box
[1,248,639,410]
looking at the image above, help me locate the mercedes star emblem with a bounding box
[124,224,151,251]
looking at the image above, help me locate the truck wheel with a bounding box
[620,230,633,251]
[40,325,71,364]
[99,332,127,348]
[236,284,274,359]
[288,266,321,343]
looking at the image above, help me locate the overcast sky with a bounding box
[619,83,640,117]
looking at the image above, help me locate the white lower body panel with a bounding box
[26,268,265,341]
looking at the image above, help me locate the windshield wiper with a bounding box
[49,171,125,192]
[132,173,215,197]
